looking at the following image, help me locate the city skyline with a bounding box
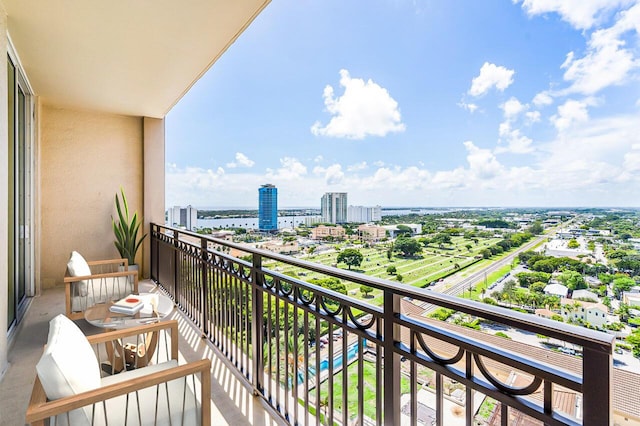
[166,1,640,209]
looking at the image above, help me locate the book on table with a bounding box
[109,294,144,315]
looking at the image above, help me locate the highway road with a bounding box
[419,234,549,311]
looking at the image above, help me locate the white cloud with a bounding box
[514,0,633,30]
[496,123,534,154]
[458,100,479,113]
[464,141,504,179]
[266,157,308,181]
[314,155,324,163]
[226,152,255,168]
[311,69,405,139]
[313,164,345,185]
[532,91,553,107]
[525,111,541,123]
[468,62,515,97]
[501,97,526,119]
[550,99,592,131]
[347,161,368,172]
[557,2,640,95]
[373,160,385,167]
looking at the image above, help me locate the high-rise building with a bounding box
[259,184,278,232]
[321,192,348,224]
[167,205,198,230]
[347,205,382,223]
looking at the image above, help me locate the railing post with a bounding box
[201,238,209,338]
[251,253,264,394]
[582,343,612,425]
[173,229,179,301]
[383,289,401,425]
[150,224,156,281]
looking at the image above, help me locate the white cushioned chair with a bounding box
[64,251,139,320]
[27,315,211,426]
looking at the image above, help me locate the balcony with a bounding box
[1,223,622,425]
[147,224,618,425]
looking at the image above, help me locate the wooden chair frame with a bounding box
[64,258,139,320]
[26,320,211,426]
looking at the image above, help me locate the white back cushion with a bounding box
[36,314,101,425]
[67,251,92,296]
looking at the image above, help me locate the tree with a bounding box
[558,270,587,290]
[394,237,423,257]
[613,276,635,297]
[309,277,347,295]
[360,285,374,297]
[431,233,452,246]
[626,328,640,357]
[567,239,580,249]
[481,248,492,259]
[307,246,316,256]
[386,265,397,275]
[528,221,544,235]
[530,281,547,294]
[465,244,472,251]
[336,248,363,270]
[396,274,404,282]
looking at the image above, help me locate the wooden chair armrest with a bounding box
[26,359,211,425]
[63,270,137,282]
[86,320,178,360]
[86,258,129,267]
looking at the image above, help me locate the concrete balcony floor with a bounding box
[0,280,285,426]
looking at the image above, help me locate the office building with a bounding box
[321,192,348,224]
[167,205,198,230]
[347,205,382,223]
[258,184,278,232]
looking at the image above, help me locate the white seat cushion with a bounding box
[36,314,101,425]
[66,251,92,296]
[98,360,201,425]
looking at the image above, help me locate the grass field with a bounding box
[317,360,411,421]
[265,236,503,306]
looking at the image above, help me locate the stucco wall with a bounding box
[39,105,143,288]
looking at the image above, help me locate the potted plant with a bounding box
[112,187,147,270]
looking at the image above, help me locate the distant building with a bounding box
[261,240,299,254]
[311,225,346,240]
[357,224,387,242]
[347,205,381,223]
[544,283,569,298]
[571,289,599,302]
[382,224,422,238]
[258,184,278,232]
[167,205,197,230]
[560,298,608,328]
[623,292,640,308]
[321,192,348,224]
[303,215,323,226]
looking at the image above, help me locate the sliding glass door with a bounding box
[7,53,33,331]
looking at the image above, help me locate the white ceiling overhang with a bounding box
[4,0,270,118]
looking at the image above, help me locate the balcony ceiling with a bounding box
[4,0,270,118]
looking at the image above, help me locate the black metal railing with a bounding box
[151,224,613,426]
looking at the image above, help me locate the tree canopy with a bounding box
[394,237,423,257]
[336,248,364,270]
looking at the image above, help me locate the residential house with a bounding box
[544,283,570,298]
[561,298,609,328]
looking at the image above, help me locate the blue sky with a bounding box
[166,0,640,209]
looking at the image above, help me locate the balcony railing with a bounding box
[150,224,614,426]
